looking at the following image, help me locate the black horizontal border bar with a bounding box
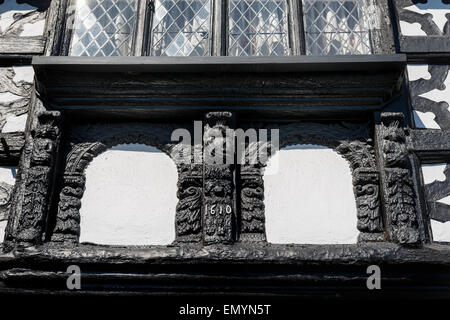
[32,54,407,74]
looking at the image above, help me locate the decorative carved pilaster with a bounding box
[13,111,63,245]
[203,112,235,244]
[378,113,420,245]
[52,141,106,243]
[335,140,383,241]
[240,164,266,242]
[175,163,203,243]
[52,173,85,243]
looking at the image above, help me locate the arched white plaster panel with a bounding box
[79,144,178,245]
[264,144,358,244]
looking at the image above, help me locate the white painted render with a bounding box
[12,66,34,84]
[422,163,447,184]
[0,0,42,34]
[264,144,358,244]
[0,166,17,186]
[0,221,7,243]
[19,18,46,37]
[0,92,22,104]
[0,166,17,244]
[431,220,450,242]
[421,163,450,242]
[400,21,427,36]
[79,144,178,245]
[407,65,431,82]
[2,114,27,133]
[413,110,441,129]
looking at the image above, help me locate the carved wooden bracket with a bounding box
[377,112,420,244]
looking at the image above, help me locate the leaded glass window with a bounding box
[228,0,291,56]
[150,0,212,56]
[64,0,382,57]
[302,0,373,55]
[69,0,140,56]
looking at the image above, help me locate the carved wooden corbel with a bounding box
[377,112,420,244]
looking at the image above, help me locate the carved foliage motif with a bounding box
[52,142,104,243]
[203,112,235,244]
[175,164,202,243]
[379,113,420,244]
[15,111,61,244]
[240,164,265,242]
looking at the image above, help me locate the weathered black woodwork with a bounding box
[1,0,450,298]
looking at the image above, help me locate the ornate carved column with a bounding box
[240,164,266,242]
[6,111,63,247]
[376,112,420,244]
[203,112,236,244]
[52,142,106,243]
[175,163,203,243]
[335,140,384,242]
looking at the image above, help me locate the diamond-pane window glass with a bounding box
[150,0,212,56]
[228,0,290,56]
[69,0,139,56]
[302,0,372,55]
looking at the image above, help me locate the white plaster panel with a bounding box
[12,66,34,84]
[0,166,17,244]
[422,163,447,184]
[431,220,450,242]
[2,113,27,132]
[0,92,22,104]
[0,0,39,34]
[0,220,7,243]
[407,65,432,81]
[413,110,441,129]
[400,21,427,36]
[264,144,358,244]
[0,166,17,186]
[19,18,45,36]
[401,1,450,35]
[79,144,178,246]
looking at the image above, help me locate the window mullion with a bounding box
[292,0,306,55]
[212,0,223,56]
[135,0,150,56]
